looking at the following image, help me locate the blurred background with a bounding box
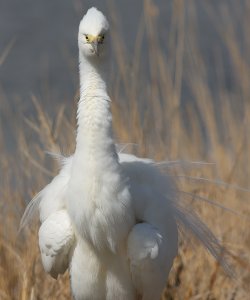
[0,0,250,299]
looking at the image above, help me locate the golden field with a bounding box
[0,1,250,299]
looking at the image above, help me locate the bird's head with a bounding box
[78,7,109,59]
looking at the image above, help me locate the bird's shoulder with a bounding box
[39,156,73,222]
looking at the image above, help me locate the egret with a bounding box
[20,7,230,300]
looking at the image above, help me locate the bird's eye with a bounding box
[85,35,89,42]
[98,35,105,44]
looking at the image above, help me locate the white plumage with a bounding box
[20,7,230,300]
[38,210,74,278]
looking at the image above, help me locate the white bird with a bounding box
[20,7,230,300]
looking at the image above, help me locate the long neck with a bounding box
[75,52,117,165]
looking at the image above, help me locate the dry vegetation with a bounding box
[1,0,250,299]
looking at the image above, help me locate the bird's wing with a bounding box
[19,155,73,230]
[122,158,232,279]
[39,209,75,279]
[127,223,171,300]
[127,223,162,261]
[20,155,76,278]
[122,160,178,299]
[121,159,177,223]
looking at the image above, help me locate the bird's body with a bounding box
[26,144,177,299]
[20,7,229,300]
[35,150,178,299]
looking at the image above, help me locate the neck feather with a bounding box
[75,52,117,162]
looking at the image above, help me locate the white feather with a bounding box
[127,223,165,300]
[21,150,232,296]
[119,152,153,164]
[39,209,74,278]
[20,7,235,300]
[19,155,73,231]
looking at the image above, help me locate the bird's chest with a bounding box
[67,171,134,253]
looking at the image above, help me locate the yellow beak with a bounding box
[91,40,99,56]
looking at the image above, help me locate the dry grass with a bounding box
[1,0,250,299]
